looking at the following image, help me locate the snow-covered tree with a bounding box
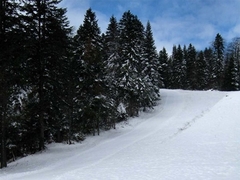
[195,51,208,90]
[73,8,107,135]
[203,47,214,88]
[142,21,160,109]
[226,37,240,85]
[222,37,240,91]
[21,0,72,150]
[158,47,169,88]
[103,15,121,128]
[186,44,197,89]
[211,33,225,89]
[222,57,239,91]
[170,45,185,89]
[117,10,146,116]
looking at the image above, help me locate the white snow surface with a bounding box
[1,89,240,180]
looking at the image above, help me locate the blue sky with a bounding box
[60,0,240,53]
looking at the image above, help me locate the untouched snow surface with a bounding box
[1,89,240,180]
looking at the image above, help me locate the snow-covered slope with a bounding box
[1,89,240,180]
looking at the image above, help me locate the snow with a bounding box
[1,89,240,180]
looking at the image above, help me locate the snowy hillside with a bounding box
[1,89,239,180]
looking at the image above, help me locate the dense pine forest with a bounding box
[1,0,240,168]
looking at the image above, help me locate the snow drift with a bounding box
[1,89,239,180]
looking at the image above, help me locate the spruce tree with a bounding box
[195,51,208,90]
[203,47,214,88]
[158,47,169,88]
[212,33,225,89]
[118,11,145,116]
[222,38,240,91]
[142,21,160,109]
[0,0,24,168]
[222,57,239,91]
[226,37,240,86]
[103,16,122,126]
[170,45,185,89]
[73,8,106,136]
[21,0,72,150]
[186,44,197,89]
[182,45,188,88]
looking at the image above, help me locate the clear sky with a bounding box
[59,0,240,54]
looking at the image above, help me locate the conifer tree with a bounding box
[21,0,72,150]
[170,45,185,89]
[195,51,208,89]
[226,37,240,86]
[103,16,122,126]
[118,11,145,116]
[212,33,225,89]
[182,45,188,88]
[203,47,214,88]
[142,21,160,109]
[222,56,239,91]
[186,44,197,89]
[73,8,106,135]
[222,37,240,91]
[0,0,24,168]
[158,47,169,88]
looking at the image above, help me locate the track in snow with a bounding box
[2,89,238,180]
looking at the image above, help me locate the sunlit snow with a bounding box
[1,89,239,180]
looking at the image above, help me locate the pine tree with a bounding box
[212,33,225,89]
[21,0,72,150]
[103,16,122,126]
[182,45,188,88]
[222,56,239,91]
[0,0,24,168]
[142,21,160,109]
[195,51,208,89]
[158,47,169,88]
[222,38,240,91]
[170,45,185,89]
[186,44,197,89]
[73,8,106,136]
[203,47,214,88]
[118,11,145,116]
[226,37,240,86]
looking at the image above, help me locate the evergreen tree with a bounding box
[103,16,122,126]
[182,45,188,88]
[73,8,106,136]
[170,45,185,89]
[21,0,72,150]
[226,37,240,86]
[158,47,169,88]
[203,47,214,88]
[167,56,174,88]
[118,11,145,116]
[222,37,240,91]
[0,0,24,168]
[212,33,225,89]
[142,21,160,109]
[222,56,239,91]
[186,44,197,89]
[195,51,208,89]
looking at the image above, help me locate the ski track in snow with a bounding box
[1,89,240,180]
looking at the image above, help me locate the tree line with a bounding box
[160,35,240,91]
[1,0,239,168]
